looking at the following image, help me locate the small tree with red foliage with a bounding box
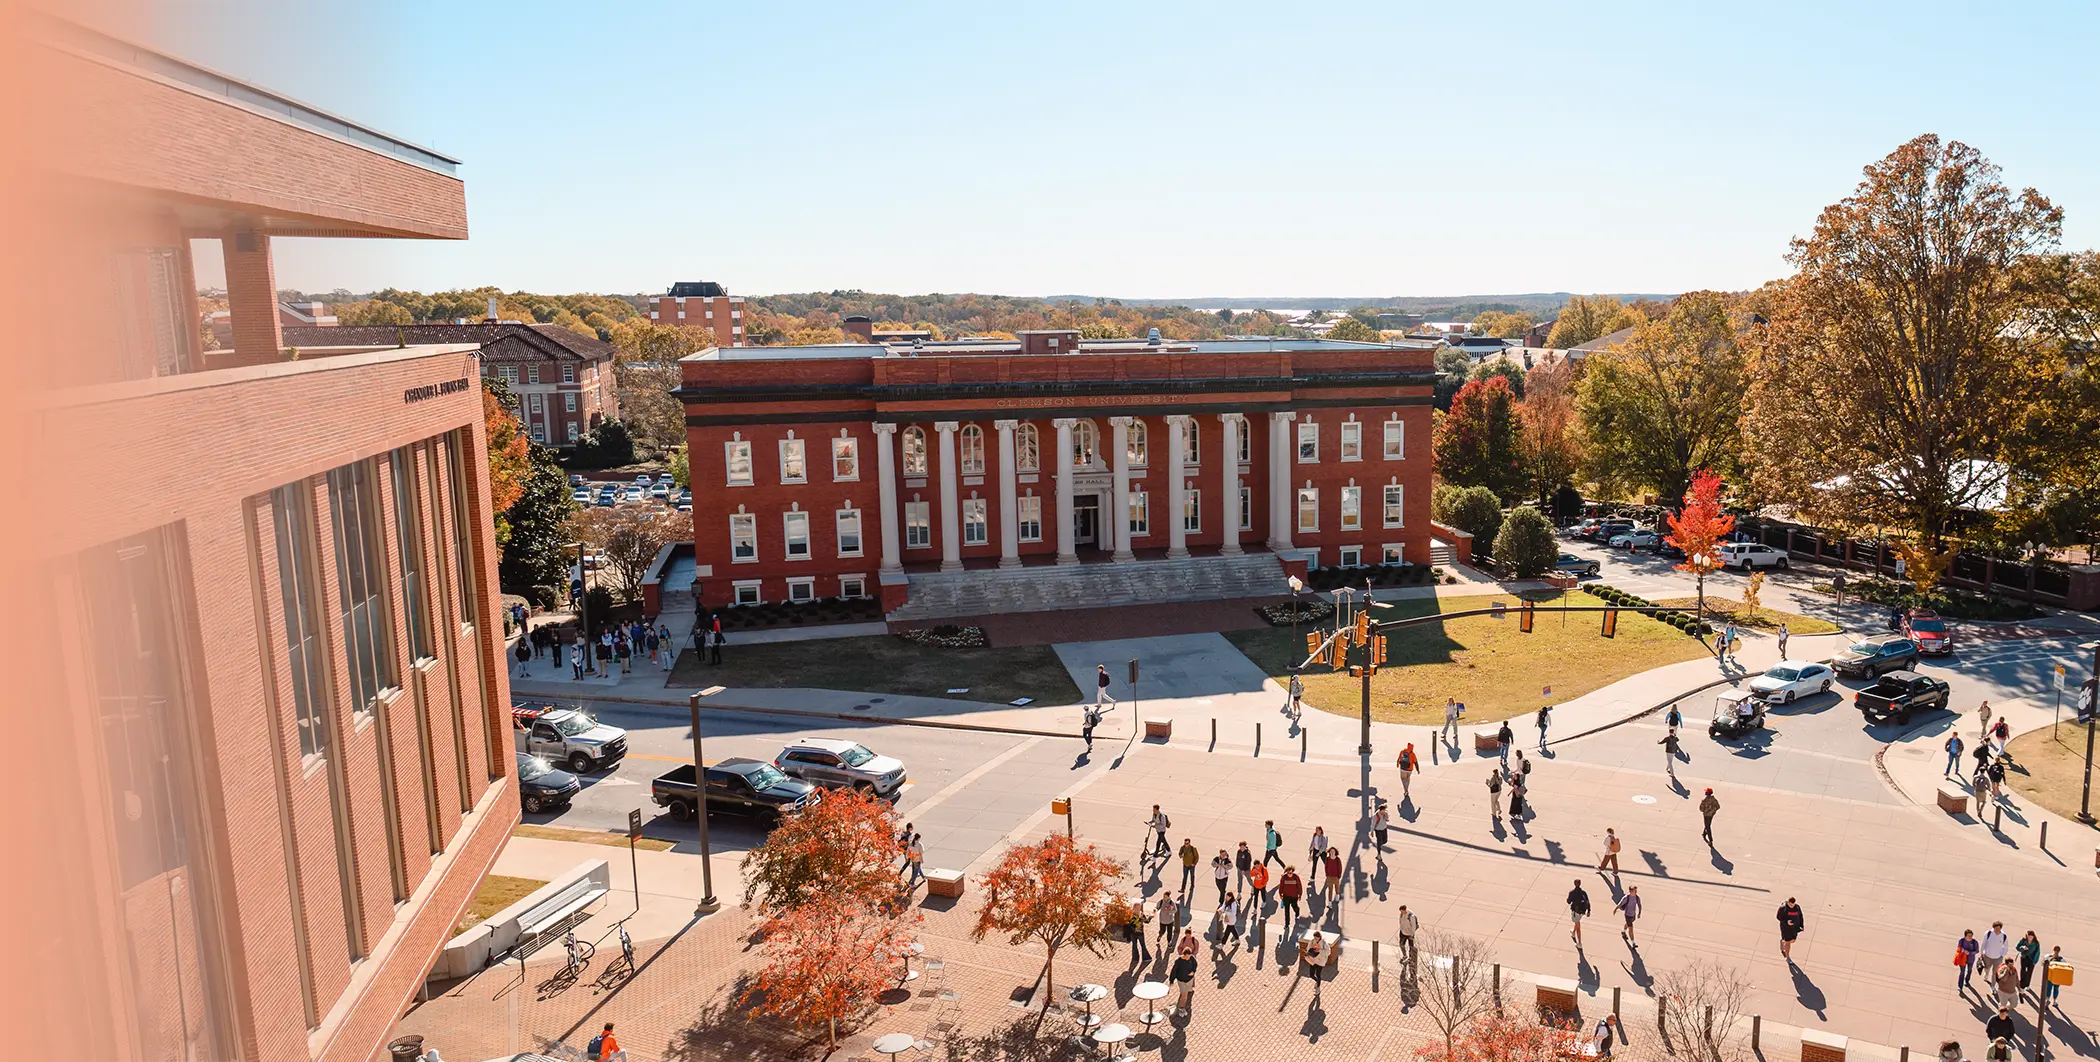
[740,785,900,915]
[1664,468,1736,625]
[1416,1010,1566,1062]
[741,892,919,1051]
[971,833,1128,1016]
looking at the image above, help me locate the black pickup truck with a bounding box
[651,758,820,826]
[1853,670,1950,724]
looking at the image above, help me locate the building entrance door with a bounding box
[1073,496,1099,548]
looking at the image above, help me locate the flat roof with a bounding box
[687,336,1436,363]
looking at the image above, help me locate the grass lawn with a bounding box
[1651,596,1842,635]
[2004,723,2100,834]
[667,637,1082,705]
[514,823,677,851]
[1223,589,1707,725]
[456,874,549,932]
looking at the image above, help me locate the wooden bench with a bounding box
[1475,729,1502,753]
[1534,974,1580,1021]
[1801,1029,1848,1062]
[511,875,609,958]
[1144,719,1172,740]
[926,868,966,898]
[1936,784,1969,815]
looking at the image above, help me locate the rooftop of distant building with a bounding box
[687,334,1440,363]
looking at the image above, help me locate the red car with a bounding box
[1904,608,1954,655]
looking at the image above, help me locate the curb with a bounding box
[536,688,1095,741]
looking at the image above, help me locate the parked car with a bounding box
[649,482,671,499]
[568,473,587,486]
[1609,528,1659,550]
[635,474,653,486]
[1553,553,1601,578]
[571,488,592,504]
[512,703,628,774]
[1570,519,1604,539]
[516,753,582,814]
[774,738,907,797]
[1854,670,1951,724]
[1588,520,1635,543]
[1904,609,1954,655]
[1656,540,1687,560]
[651,759,819,826]
[1831,637,1920,679]
[1719,542,1789,571]
[1746,660,1837,704]
[621,487,644,502]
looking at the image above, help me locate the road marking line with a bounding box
[623,752,717,765]
[898,736,1045,822]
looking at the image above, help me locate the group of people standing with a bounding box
[1957,922,2067,1056]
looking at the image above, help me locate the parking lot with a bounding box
[570,473,689,511]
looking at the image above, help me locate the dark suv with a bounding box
[1832,637,1920,679]
[651,758,819,826]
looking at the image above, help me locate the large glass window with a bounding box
[1180,419,1200,465]
[1016,424,1041,473]
[389,450,430,661]
[1129,491,1149,536]
[960,425,986,475]
[837,508,863,556]
[1072,421,1099,467]
[832,436,859,481]
[783,511,811,559]
[902,426,928,476]
[730,513,757,561]
[272,485,328,757]
[1298,487,1320,532]
[1341,486,1362,530]
[963,498,988,545]
[1384,485,1405,527]
[1383,419,1405,460]
[780,437,807,483]
[328,460,396,715]
[444,433,478,625]
[1238,424,1252,464]
[1341,422,1362,461]
[1183,489,1201,533]
[1239,486,1253,530]
[1018,495,1043,542]
[725,440,753,486]
[1298,421,1319,463]
[905,501,932,547]
[1127,422,1149,467]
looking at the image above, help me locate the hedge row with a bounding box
[1589,584,1714,639]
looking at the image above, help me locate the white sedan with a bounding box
[1746,660,1836,704]
[1609,528,1659,550]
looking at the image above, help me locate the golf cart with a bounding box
[1709,687,1767,738]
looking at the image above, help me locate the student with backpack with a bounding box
[588,1024,619,1062]
[1082,701,1110,751]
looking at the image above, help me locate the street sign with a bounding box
[1492,600,1507,617]
[1128,659,1140,686]
[2059,664,2070,691]
[628,808,643,840]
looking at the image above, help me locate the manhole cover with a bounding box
[1631,794,1658,804]
[853,704,872,711]
[870,697,887,703]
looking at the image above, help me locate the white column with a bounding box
[872,423,902,573]
[1052,418,1078,565]
[1219,413,1244,555]
[995,419,1021,569]
[1108,416,1135,562]
[1165,414,1191,559]
[934,421,962,572]
[1269,410,1296,550]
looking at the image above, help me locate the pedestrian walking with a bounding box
[1320,847,1343,902]
[1614,886,1642,948]
[1487,768,1504,824]
[1096,663,1112,706]
[1287,668,1304,718]
[614,635,630,674]
[1598,828,1622,876]
[1981,923,2010,973]
[1985,1006,2016,1047]
[1395,743,1418,801]
[1939,1041,1966,1062]
[1509,773,1527,820]
[1984,1038,2012,1062]
[589,1023,619,1062]
[1081,702,1107,752]
[905,834,925,885]
[1660,727,1682,781]
[1442,697,1462,742]
[1372,801,1390,851]
[1956,930,1980,991]
[1721,623,1738,663]
[1993,958,2020,1009]
[570,638,584,680]
[1567,878,1591,945]
[514,638,532,678]
[1263,820,1284,868]
[2017,931,2041,994]
[1777,898,1804,961]
[1246,860,1270,912]
[1278,866,1303,923]
[1146,805,1172,863]
[659,625,674,671]
[1497,722,1514,768]
[1216,892,1242,947]
[1832,569,1847,605]
[1126,893,1152,964]
[1235,840,1253,887]
[1297,932,1329,994]
[1306,826,1328,881]
[1178,838,1199,894]
[1514,749,1532,788]
[1536,704,1552,750]
[2041,946,2065,1008]
[1699,788,1720,845]
[1945,733,1965,778]
[1212,849,1232,904]
[644,626,659,665]
[1777,623,1790,659]
[1591,1015,1618,1060]
[1396,904,1419,962]
[1979,701,1993,742]
[1665,703,1683,730]
[708,627,723,665]
[1155,893,1179,947]
[1171,944,1199,1016]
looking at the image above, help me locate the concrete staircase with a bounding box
[1429,540,1457,567]
[888,553,1289,622]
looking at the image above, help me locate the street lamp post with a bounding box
[2079,640,2099,826]
[1287,574,1305,649]
[570,540,593,675]
[690,687,725,914]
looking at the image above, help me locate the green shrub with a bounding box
[1495,507,1558,578]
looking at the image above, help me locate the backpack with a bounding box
[1159,813,1171,829]
[588,1035,604,1058]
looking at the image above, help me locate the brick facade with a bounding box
[649,290,746,348]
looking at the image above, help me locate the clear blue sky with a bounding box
[158,0,2100,301]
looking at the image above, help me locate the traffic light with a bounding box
[1601,608,1619,638]
[1355,610,1371,646]
[1373,634,1388,665]
[1520,600,1535,633]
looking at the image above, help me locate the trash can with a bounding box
[386,1035,425,1062]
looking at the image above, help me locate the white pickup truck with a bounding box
[512,703,628,774]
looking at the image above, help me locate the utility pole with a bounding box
[572,540,593,675]
[2080,643,2099,825]
[690,689,722,913]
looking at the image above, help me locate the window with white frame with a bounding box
[1297,487,1320,531]
[1341,421,1362,461]
[1127,421,1148,467]
[1383,419,1405,459]
[786,577,816,604]
[564,393,577,412]
[1382,544,1404,564]
[840,574,867,599]
[905,501,932,548]
[528,393,543,412]
[1238,425,1251,464]
[832,436,859,480]
[1179,418,1200,465]
[527,364,540,384]
[725,439,753,486]
[780,437,807,483]
[566,422,579,443]
[1128,490,1149,536]
[1340,546,1363,567]
[783,510,810,559]
[1016,424,1040,472]
[498,365,518,383]
[1383,484,1405,527]
[902,426,928,476]
[729,513,757,561]
[1340,486,1362,530]
[1017,495,1043,541]
[562,364,576,383]
[960,425,986,475]
[836,508,862,556]
[1239,486,1253,530]
[1298,421,1319,462]
[963,498,988,545]
[530,423,546,443]
[1183,488,1201,533]
[1072,420,1099,467]
[733,581,761,606]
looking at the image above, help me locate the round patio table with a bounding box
[895,940,924,983]
[1091,1021,1135,1062]
[871,1032,917,1060]
[1068,982,1108,1029]
[1132,980,1170,1031]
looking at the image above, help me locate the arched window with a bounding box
[1127,421,1149,467]
[902,426,927,477]
[959,424,986,475]
[1072,420,1099,468]
[1180,417,1200,465]
[1016,423,1040,472]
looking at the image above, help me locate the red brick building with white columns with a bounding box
[677,330,1438,614]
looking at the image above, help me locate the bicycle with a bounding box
[562,930,596,977]
[618,924,634,968]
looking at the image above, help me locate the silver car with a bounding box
[774,738,906,798]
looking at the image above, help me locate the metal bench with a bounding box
[511,876,608,958]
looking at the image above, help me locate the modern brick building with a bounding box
[26,19,514,1062]
[676,330,1438,614]
[647,279,745,347]
[287,322,622,448]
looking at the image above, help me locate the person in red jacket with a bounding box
[1278,866,1304,925]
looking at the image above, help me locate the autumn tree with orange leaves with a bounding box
[481,378,530,543]
[741,892,920,1051]
[740,786,900,915]
[1416,1010,1566,1062]
[972,834,1129,1016]
[1664,469,1736,625]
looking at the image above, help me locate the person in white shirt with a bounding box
[1396,904,1420,962]
[1443,698,1462,741]
[1980,922,2011,967]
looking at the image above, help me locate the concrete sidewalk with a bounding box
[1880,696,2100,874]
